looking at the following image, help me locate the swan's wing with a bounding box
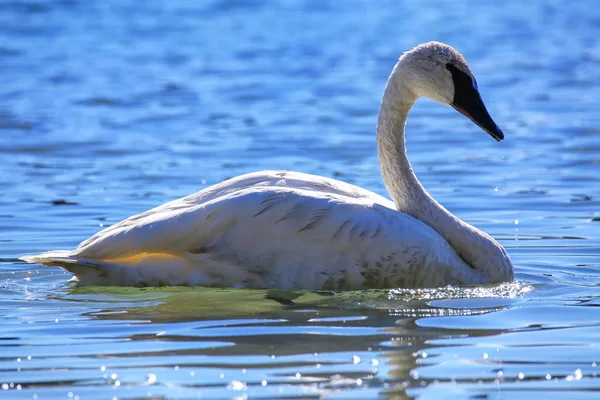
[73,185,389,260]
[76,170,396,255]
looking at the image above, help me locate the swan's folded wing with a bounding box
[71,186,394,263]
[73,194,238,260]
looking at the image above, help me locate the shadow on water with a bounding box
[64,282,528,323]
[3,283,522,397]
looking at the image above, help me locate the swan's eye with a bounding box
[445,63,479,98]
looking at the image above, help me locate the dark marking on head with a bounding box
[446,63,478,104]
[446,63,504,141]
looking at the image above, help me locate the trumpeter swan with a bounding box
[22,42,514,289]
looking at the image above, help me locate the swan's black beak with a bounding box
[446,63,504,142]
[451,93,504,142]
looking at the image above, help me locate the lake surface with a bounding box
[1,0,600,398]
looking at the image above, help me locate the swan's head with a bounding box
[394,41,504,141]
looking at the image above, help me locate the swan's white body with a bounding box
[22,42,514,289]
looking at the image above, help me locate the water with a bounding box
[1,0,599,398]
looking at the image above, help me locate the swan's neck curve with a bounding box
[376,76,425,216]
[376,65,513,282]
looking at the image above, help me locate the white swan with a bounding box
[22,42,514,289]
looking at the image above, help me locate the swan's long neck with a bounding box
[377,76,428,217]
[377,67,447,226]
[376,65,512,281]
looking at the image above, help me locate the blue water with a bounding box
[1,0,600,398]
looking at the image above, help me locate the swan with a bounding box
[22,42,514,289]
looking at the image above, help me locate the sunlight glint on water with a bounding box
[1,0,600,398]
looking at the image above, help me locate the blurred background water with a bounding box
[1,0,600,398]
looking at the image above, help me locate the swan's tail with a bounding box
[22,250,81,266]
[20,251,125,286]
[20,251,213,286]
